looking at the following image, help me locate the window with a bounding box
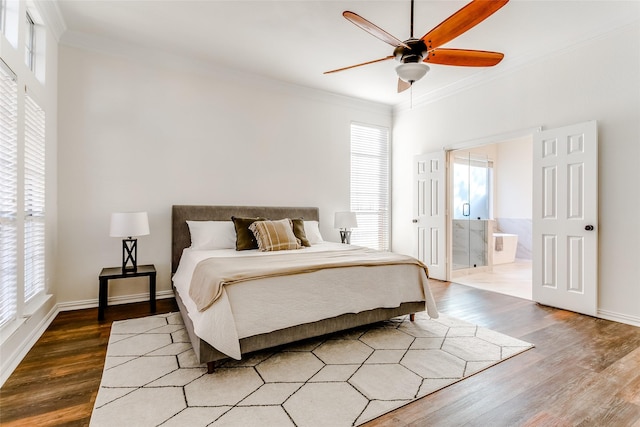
[1,0,19,47]
[0,0,48,347]
[0,60,18,327]
[1,0,6,34]
[0,66,46,329]
[452,155,493,220]
[350,123,390,251]
[23,92,45,303]
[24,11,35,71]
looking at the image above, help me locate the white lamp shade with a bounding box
[334,212,358,229]
[396,62,430,83]
[110,212,150,237]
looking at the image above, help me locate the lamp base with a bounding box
[340,230,352,245]
[122,238,138,273]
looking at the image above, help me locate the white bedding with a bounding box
[172,242,438,359]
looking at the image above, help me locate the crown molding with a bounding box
[393,16,639,113]
[52,3,637,114]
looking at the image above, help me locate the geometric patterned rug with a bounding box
[90,312,533,426]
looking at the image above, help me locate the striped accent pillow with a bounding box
[249,219,302,252]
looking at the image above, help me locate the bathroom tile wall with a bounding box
[452,219,489,269]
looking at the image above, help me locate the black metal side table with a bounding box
[98,264,156,320]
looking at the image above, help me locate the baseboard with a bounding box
[0,303,59,387]
[56,289,176,312]
[597,309,640,328]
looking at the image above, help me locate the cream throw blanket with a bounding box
[189,247,430,312]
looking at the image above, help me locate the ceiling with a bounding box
[53,1,639,106]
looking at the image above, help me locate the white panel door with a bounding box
[414,152,446,280]
[532,121,598,315]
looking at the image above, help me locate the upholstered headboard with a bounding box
[171,205,320,273]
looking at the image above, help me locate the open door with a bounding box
[532,121,598,316]
[414,152,446,280]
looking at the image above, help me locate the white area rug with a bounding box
[91,312,533,426]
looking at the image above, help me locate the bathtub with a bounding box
[493,233,518,265]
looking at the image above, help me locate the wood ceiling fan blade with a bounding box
[421,0,509,50]
[343,11,410,49]
[397,78,411,93]
[324,56,394,74]
[424,49,504,67]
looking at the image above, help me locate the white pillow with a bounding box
[303,220,324,244]
[186,220,236,250]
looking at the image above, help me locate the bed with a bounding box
[171,205,438,373]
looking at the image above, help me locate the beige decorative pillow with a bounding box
[249,219,302,252]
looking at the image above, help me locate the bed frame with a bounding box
[171,205,424,373]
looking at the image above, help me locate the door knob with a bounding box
[585,225,594,231]
[412,219,418,223]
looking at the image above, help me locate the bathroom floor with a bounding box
[452,259,532,300]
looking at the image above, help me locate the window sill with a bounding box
[0,293,53,344]
[24,292,53,316]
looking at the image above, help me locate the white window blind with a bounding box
[350,123,390,251]
[0,60,18,327]
[23,92,45,303]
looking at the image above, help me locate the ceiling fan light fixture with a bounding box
[396,62,430,83]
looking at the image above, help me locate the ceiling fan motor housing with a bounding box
[394,38,428,63]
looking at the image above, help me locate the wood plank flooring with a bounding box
[0,299,178,427]
[1,282,640,426]
[365,282,640,427]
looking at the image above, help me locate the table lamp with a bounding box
[110,212,149,272]
[334,212,358,244]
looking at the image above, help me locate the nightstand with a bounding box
[98,264,156,320]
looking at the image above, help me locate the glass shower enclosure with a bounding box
[452,152,493,271]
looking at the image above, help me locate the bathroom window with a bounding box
[453,156,493,220]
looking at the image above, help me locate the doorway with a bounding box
[414,121,597,313]
[448,137,533,300]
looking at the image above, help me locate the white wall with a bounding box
[56,45,391,306]
[391,22,640,324]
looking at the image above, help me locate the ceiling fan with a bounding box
[325,0,509,93]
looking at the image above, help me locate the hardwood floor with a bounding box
[1,282,639,426]
[0,299,178,427]
[365,282,640,427]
